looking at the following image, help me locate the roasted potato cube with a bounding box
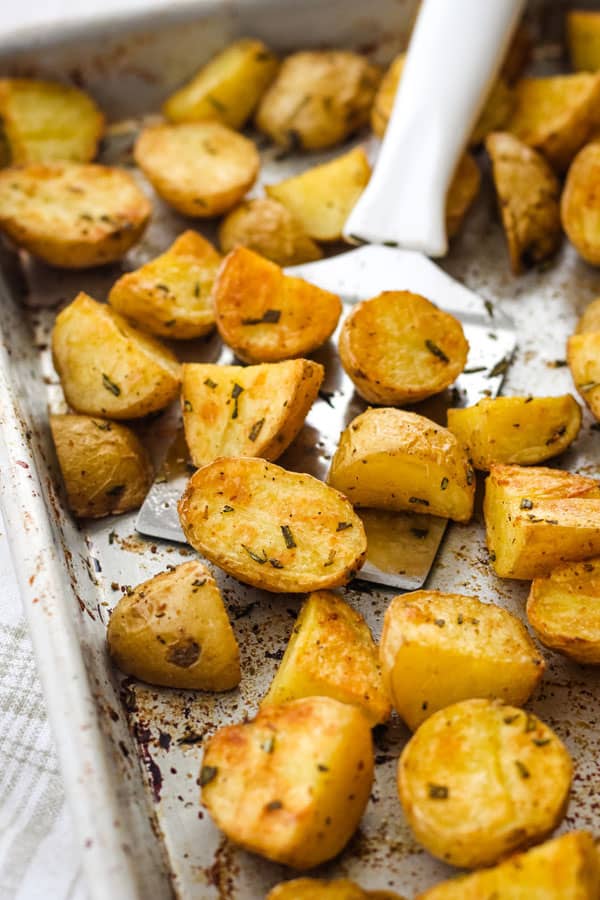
[380,590,544,732]
[262,590,390,726]
[52,292,180,419]
[328,408,475,523]
[268,880,404,900]
[218,198,322,266]
[568,11,600,71]
[213,247,342,363]
[163,39,279,129]
[562,142,600,266]
[398,698,572,869]
[179,458,367,593]
[200,696,374,868]
[134,121,259,217]
[447,395,581,469]
[50,414,152,518]
[182,359,323,467]
[338,291,468,406]
[107,560,240,690]
[255,50,381,151]
[0,163,150,269]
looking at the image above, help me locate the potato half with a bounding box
[269,881,403,900]
[562,142,600,266]
[567,11,600,71]
[218,198,323,266]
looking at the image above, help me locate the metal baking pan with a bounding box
[1,1,600,898]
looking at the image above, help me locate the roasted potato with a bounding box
[445,154,482,239]
[575,296,600,334]
[200,696,374,868]
[213,247,342,363]
[218,198,322,266]
[370,53,404,139]
[501,22,532,84]
[255,50,381,150]
[328,408,475,523]
[181,359,323,467]
[52,292,180,419]
[568,11,600,71]
[338,290,468,405]
[268,880,403,900]
[50,414,153,518]
[265,147,371,243]
[163,39,279,129]
[470,80,515,146]
[568,296,600,417]
[562,142,600,266]
[179,457,367,592]
[262,590,390,727]
[0,163,150,268]
[107,560,240,690]
[398,698,572,869]
[134,121,259,217]
[447,395,581,469]
[108,230,221,339]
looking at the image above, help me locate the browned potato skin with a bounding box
[562,142,600,265]
[50,414,153,518]
[567,11,600,71]
[107,561,240,690]
[575,296,600,334]
[268,881,404,900]
[218,198,323,266]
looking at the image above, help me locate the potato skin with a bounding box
[268,881,404,900]
[568,331,600,420]
[445,154,482,239]
[562,142,600,265]
[218,198,322,266]
[567,11,600,72]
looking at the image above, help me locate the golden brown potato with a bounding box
[447,395,581,469]
[370,53,404,139]
[567,11,600,71]
[107,560,240,690]
[218,198,323,266]
[398,699,572,869]
[52,292,180,419]
[108,230,221,340]
[262,590,391,727]
[268,880,404,900]
[255,50,381,150]
[0,163,150,269]
[163,39,279,129]
[445,154,482,239]
[134,121,259,217]
[328,408,475,523]
[501,22,532,84]
[575,296,600,334]
[569,338,600,420]
[181,359,323,467]
[213,247,342,363]
[338,290,468,405]
[562,142,600,265]
[471,80,516,146]
[200,696,374,868]
[50,414,153,518]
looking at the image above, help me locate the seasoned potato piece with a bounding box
[50,414,152,518]
[255,50,381,150]
[568,333,600,419]
[218,198,322,266]
[398,698,572,869]
[568,11,600,71]
[200,696,374,868]
[471,80,515,146]
[338,291,468,406]
[52,292,180,419]
[562,142,600,265]
[445,154,482,239]
[213,247,342,363]
[108,231,221,339]
[182,359,323,467]
[370,53,404,139]
[163,39,279,129]
[107,561,240,690]
[262,591,390,726]
[266,147,371,243]
[575,296,600,334]
[447,395,581,469]
[268,880,404,900]
[134,122,259,217]
[0,163,150,269]
[328,409,475,523]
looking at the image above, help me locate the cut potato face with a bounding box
[268,881,404,900]
[134,121,259,217]
[0,163,151,269]
[398,698,572,869]
[52,292,181,419]
[201,696,374,868]
[470,80,515,146]
[567,11,600,72]
[445,154,482,239]
[338,291,468,405]
[576,297,600,334]
[328,408,475,523]
[568,330,600,420]
[218,198,323,266]
[181,359,323,467]
[107,560,240,690]
[562,142,600,266]
[213,247,342,363]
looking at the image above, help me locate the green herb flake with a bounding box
[409,496,430,506]
[533,737,551,747]
[241,544,267,564]
[199,765,218,786]
[428,783,449,799]
[546,425,567,446]
[336,521,353,532]
[207,94,226,112]
[434,618,446,627]
[222,505,235,513]
[269,558,284,569]
[323,549,336,568]
[248,418,265,442]
[425,339,449,364]
[231,382,244,419]
[457,614,464,625]
[411,527,428,539]
[489,357,510,378]
[183,399,193,412]
[204,377,218,389]
[193,282,200,298]
[108,530,117,545]
[520,498,534,510]
[466,467,474,485]
[440,477,449,491]
[317,763,329,772]
[281,525,296,549]
[241,308,281,325]
[525,714,538,733]
[515,760,530,779]
[504,714,520,724]
[484,299,494,318]
[192,578,207,588]
[265,800,283,811]
[261,736,275,753]
[156,283,170,293]
[102,373,121,396]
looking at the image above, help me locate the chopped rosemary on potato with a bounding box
[231,382,244,419]
[102,373,121,396]
[248,418,265,442]
[425,339,449,363]
[241,308,281,325]
[428,783,449,799]
[280,525,296,549]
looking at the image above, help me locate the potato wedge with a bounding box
[447,395,581,469]
[568,11,600,72]
[398,698,572,869]
[213,247,342,363]
[328,409,475,523]
[0,163,150,269]
[501,22,532,84]
[266,147,371,242]
[50,414,153,518]
[107,560,240,690]
[200,696,374,868]
[52,292,180,419]
[370,53,404,139]
[380,591,544,732]
[262,590,390,726]
[338,291,468,405]
[108,230,221,339]
[255,50,381,150]
[576,296,600,334]
[163,39,279,129]
[268,880,403,900]
[562,142,600,265]
[134,121,259,217]
[218,198,323,266]
[445,153,482,239]
[182,359,323,467]
[470,80,515,146]
[568,333,600,419]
